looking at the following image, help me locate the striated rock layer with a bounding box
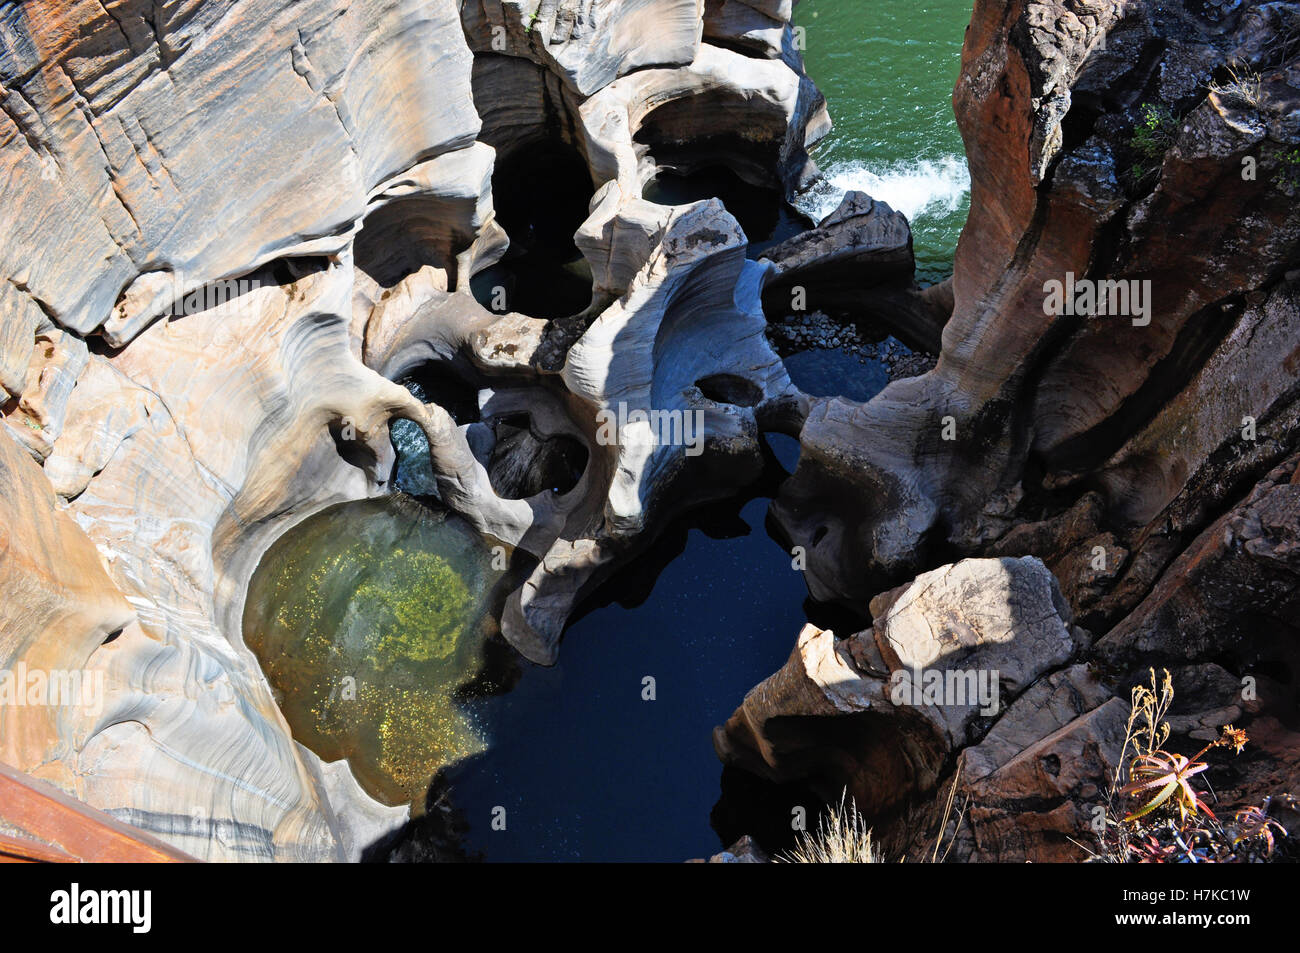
[777,1,1300,617]
[7,0,1296,866]
[0,0,829,860]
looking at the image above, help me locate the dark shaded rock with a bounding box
[760,191,948,350]
[714,558,1081,821]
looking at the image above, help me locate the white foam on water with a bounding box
[796,155,971,225]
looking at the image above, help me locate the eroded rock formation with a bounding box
[719,0,1300,861]
[715,558,1095,823]
[759,190,948,352]
[775,0,1300,611]
[0,0,830,861]
[4,0,1296,866]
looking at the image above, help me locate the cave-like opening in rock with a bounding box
[354,195,480,290]
[633,88,786,188]
[388,363,484,498]
[388,414,435,498]
[401,362,482,426]
[483,411,588,499]
[642,165,812,258]
[633,86,812,257]
[470,142,594,320]
[710,765,832,858]
[695,372,763,407]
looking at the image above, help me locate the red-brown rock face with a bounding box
[776,1,1300,617]
[728,0,1300,861]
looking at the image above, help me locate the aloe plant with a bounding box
[1122,725,1247,823]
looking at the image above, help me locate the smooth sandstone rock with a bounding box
[0,0,480,342]
[2,0,829,860]
[460,0,704,97]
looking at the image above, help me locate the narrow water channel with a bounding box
[794,0,973,285]
[434,439,830,861]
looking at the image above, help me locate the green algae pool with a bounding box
[242,496,499,807]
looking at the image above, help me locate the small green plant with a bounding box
[1275,147,1300,192]
[1086,669,1290,863]
[1128,102,1176,184]
[1122,725,1246,823]
[526,9,540,34]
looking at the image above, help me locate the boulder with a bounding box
[715,557,1083,819]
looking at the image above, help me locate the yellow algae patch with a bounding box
[243,497,496,807]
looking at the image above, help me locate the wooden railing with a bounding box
[0,761,194,863]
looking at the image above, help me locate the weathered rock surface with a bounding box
[3,254,419,861]
[715,557,1084,821]
[1,0,487,861]
[579,40,828,196]
[1092,453,1300,817]
[8,0,1296,866]
[0,0,480,344]
[718,0,1300,861]
[460,0,704,97]
[1,0,828,861]
[758,190,947,349]
[953,665,1128,862]
[761,191,912,274]
[775,0,1300,617]
[1098,454,1300,676]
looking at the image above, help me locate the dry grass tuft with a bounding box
[777,792,879,864]
[1209,62,1264,109]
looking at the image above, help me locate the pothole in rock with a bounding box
[695,373,764,407]
[470,141,594,320]
[766,310,937,402]
[242,496,501,808]
[642,166,812,259]
[483,412,588,499]
[390,368,483,498]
